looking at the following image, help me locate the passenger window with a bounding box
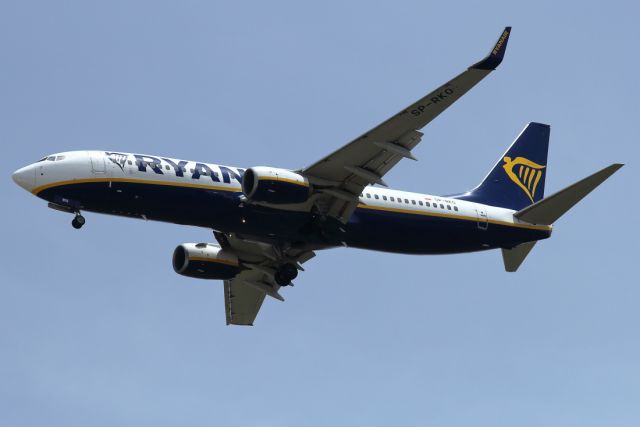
[390,197,395,202]
[165,165,170,170]
[405,199,409,203]
[447,205,451,210]
[366,193,371,198]
[440,204,444,209]
[374,194,379,199]
[426,202,431,207]
[418,201,423,206]
[412,200,416,205]
[454,206,459,211]
[382,196,387,201]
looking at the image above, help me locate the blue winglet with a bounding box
[471,27,511,70]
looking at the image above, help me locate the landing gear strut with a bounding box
[274,263,298,286]
[71,213,85,229]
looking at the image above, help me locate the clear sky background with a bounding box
[1,1,638,426]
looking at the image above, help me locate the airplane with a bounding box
[12,27,623,325]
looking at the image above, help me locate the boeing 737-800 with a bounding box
[12,28,622,325]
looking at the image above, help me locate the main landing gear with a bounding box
[274,263,298,287]
[71,213,86,229]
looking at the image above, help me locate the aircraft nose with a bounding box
[12,164,36,191]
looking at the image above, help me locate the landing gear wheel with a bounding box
[274,263,298,286]
[71,214,85,229]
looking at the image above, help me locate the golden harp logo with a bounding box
[502,156,546,202]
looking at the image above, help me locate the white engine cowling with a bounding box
[172,243,240,280]
[242,166,310,204]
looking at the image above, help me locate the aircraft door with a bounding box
[476,208,488,230]
[90,153,106,174]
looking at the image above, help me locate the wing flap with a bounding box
[224,276,267,326]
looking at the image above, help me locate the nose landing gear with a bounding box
[71,213,86,229]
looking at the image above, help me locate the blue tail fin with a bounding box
[455,122,550,210]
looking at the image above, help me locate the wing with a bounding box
[216,232,316,326]
[302,27,511,222]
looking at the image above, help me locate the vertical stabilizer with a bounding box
[456,122,550,210]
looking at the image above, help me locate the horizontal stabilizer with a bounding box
[515,163,623,225]
[502,241,536,272]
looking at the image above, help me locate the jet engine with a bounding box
[242,166,310,204]
[172,243,240,280]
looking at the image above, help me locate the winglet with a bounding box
[471,27,511,70]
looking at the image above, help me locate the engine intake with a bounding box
[172,243,240,280]
[242,166,310,204]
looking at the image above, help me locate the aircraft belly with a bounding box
[36,181,548,254]
[343,207,547,254]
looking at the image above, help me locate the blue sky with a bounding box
[1,1,638,426]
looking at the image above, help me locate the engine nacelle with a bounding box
[172,243,240,280]
[242,166,310,204]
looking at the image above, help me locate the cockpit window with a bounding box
[39,155,65,162]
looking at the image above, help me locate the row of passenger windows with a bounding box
[361,192,459,211]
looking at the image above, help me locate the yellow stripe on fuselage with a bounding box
[257,177,309,187]
[188,256,239,267]
[32,177,242,195]
[356,203,551,231]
